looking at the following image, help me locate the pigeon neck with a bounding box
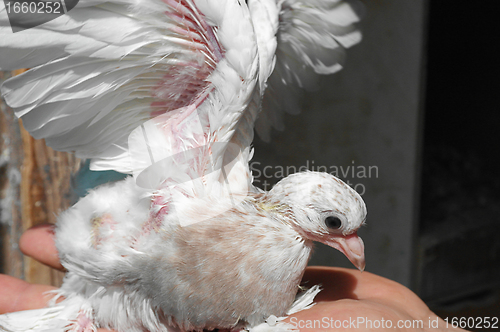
[255,193,315,248]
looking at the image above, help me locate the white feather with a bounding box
[0,300,85,332]
[1,0,213,165]
[247,285,322,332]
[256,0,363,141]
[1,0,262,196]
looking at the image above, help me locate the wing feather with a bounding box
[1,0,259,193]
[256,0,363,141]
[1,0,360,191]
[1,0,225,171]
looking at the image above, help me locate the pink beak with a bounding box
[325,233,365,271]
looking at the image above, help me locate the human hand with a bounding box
[292,267,467,331]
[1,224,466,332]
[0,224,113,332]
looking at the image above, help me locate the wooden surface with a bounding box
[1,70,80,286]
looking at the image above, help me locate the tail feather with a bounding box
[247,285,321,332]
[0,295,88,332]
[0,306,68,332]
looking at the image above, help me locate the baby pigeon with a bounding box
[0,0,364,330]
[50,171,366,331]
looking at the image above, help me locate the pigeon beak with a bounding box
[325,233,366,271]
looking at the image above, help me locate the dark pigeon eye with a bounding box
[325,216,342,229]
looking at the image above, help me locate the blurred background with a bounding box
[1,0,499,329]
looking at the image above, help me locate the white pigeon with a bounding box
[0,0,365,331]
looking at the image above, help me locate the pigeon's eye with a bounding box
[325,216,342,230]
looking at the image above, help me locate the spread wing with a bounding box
[0,0,260,193]
[256,0,363,141]
[0,0,362,194]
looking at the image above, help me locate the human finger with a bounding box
[0,274,56,314]
[19,223,64,271]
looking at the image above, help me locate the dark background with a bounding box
[420,0,500,327]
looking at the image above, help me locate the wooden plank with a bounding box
[1,70,80,286]
[0,70,25,280]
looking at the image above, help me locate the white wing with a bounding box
[0,0,260,193]
[256,0,363,141]
[0,0,361,190]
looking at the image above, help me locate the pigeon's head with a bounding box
[269,171,367,271]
